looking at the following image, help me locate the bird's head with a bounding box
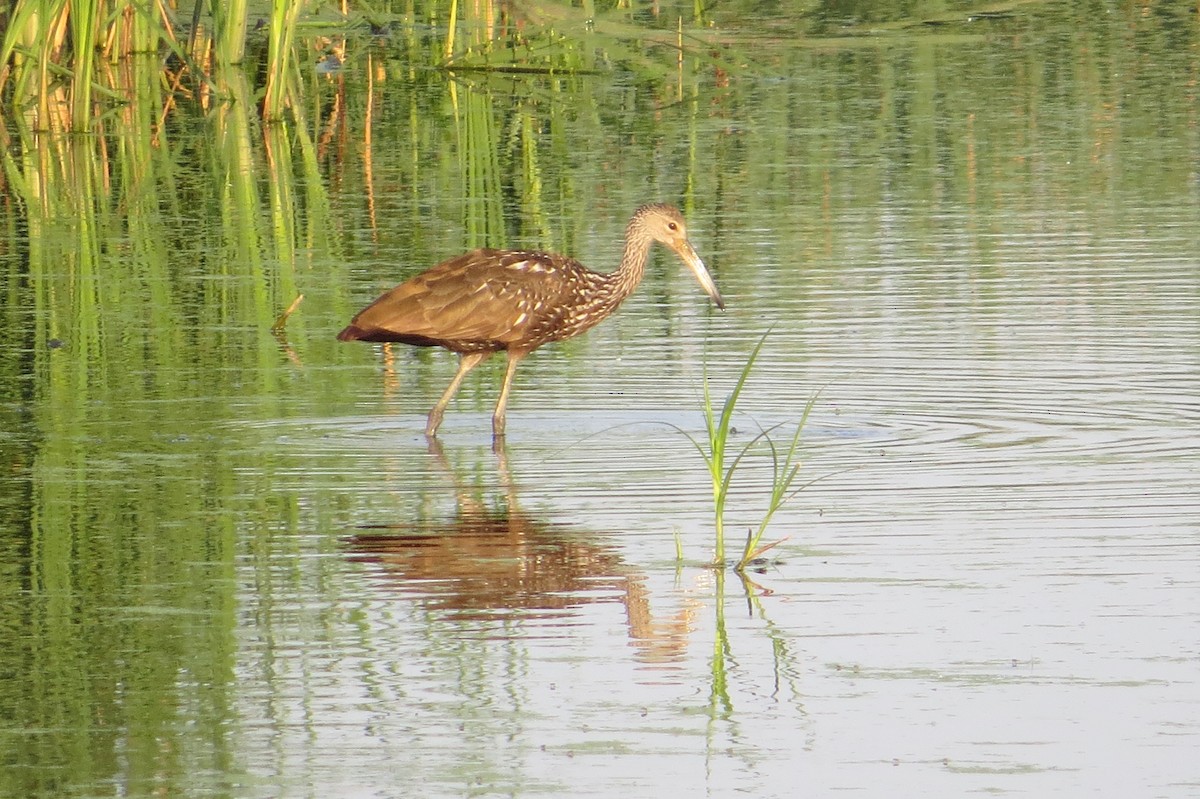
[634,204,725,310]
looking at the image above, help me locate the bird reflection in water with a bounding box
[343,441,699,665]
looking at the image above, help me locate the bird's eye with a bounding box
[667,222,678,231]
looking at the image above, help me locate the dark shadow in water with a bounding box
[343,440,699,664]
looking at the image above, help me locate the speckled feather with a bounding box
[338,248,612,353]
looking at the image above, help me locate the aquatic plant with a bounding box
[687,331,814,572]
[262,0,304,122]
[0,0,733,133]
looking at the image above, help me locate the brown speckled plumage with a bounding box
[338,204,724,438]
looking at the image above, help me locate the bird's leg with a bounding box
[426,351,489,437]
[491,350,527,439]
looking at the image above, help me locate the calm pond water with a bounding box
[3,4,1199,798]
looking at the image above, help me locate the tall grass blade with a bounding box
[68,0,98,132]
[444,0,459,62]
[263,0,304,122]
[688,331,816,571]
[213,0,248,66]
[737,420,796,563]
[698,331,771,565]
[733,390,816,572]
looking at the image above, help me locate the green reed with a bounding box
[1,0,735,133]
[689,332,813,572]
[213,0,250,66]
[262,0,303,122]
[0,0,302,129]
[67,0,96,131]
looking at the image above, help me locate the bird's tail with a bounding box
[336,325,368,341]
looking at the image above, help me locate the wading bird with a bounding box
[337,204,724,438]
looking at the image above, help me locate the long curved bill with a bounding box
[675,240,725,310]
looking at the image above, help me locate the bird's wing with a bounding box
[347,249,582,348]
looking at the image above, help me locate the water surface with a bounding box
[2,5,1199,798]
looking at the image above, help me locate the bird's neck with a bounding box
[544,223,654,343]
[597,228,654,309]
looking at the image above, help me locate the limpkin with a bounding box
[337,203,724,438]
